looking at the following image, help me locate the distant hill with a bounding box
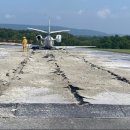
[0,24,108,36]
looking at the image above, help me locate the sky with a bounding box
[0,0,130,34]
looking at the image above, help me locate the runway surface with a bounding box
[0,44,130,129]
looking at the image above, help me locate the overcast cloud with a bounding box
[0,0,130,34]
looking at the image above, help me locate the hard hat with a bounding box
[23,37,26,39]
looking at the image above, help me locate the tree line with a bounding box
[0,28,130,49]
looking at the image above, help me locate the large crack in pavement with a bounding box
[0,51,33,96]
[44,51,90,105]
[83,57,130,85]
[7,58,28,80]
[55,51,130,105]
[67,84,90,105]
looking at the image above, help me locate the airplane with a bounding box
[28,20,70,49]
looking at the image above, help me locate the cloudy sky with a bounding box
[0,0,130,34]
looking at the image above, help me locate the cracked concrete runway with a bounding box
[1,48,130,104]
[0,45,130,129]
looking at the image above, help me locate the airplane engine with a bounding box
[36,35,43,41]
[56,35,62,42]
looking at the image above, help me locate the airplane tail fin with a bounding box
[49,20,51,35]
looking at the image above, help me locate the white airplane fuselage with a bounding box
[44,35,54,48]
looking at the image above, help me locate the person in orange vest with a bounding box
[22,37,28,51]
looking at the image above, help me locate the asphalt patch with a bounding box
[0,103,130,118]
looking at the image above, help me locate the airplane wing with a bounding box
[56,46,96,48]
[50,30,70,34]
[56,46,96,49]
[27,27,48,33]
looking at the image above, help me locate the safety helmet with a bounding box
[23,37,26,39]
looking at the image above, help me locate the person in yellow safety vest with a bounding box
[22,37,28,51]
